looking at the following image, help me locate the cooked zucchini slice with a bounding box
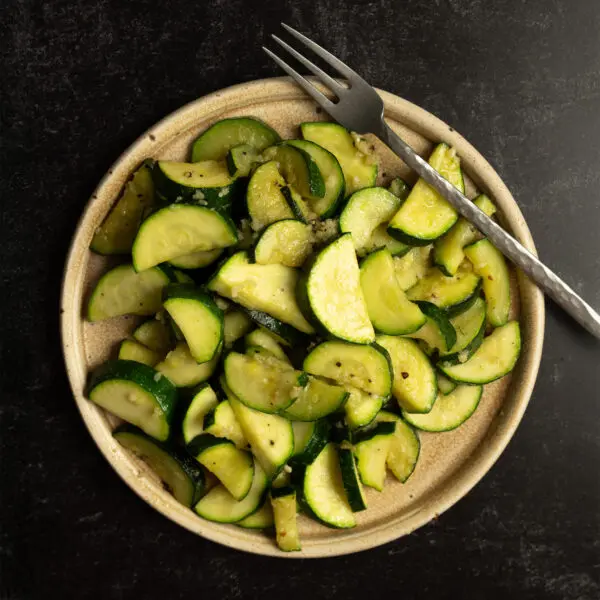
[163,284,223,363]
[194,459,268,523]
[133,318,173,354]
[237,500,274,529]
[344,387,384,429]
[439,321,521,384]
[270,487,301,552]
[153,159,240,211]
[118,339,162,367]
[253,220,313,268]
[169,248,223,270]
[191,117,280,162]
[87,264,171,321]
[287,139,345,217]
[88,360,176,441]
[388,177,411,201]
[304,340,392,398]
[360,248,426,335]
[433,194,497,276]
[224,351,305,414]
[263,143,325,200]
[394,246,432,291]
[243,309,308,347]
[188,434,254,500]
[353,421,395,491]
[402,384,483,432]
[300,234,375,343]
[282,376,348,421]
[223,310,253,348]
[245,329,289,362]
[181,384,219,445]
[246,161,297,231]
[203,400,248,449]
[227,393,294,479]
[114,424,205,506]
[376,411,420,483]
[155,343,218,387]
[291,419,330,465]
[436,373,457,395]
[90,161,154,255]
[405,301,457,353]
[301,122,377,196]
[465,239,511,326]
[207,251,314,334]
[375,336,437,414]
[406,266,482,316]
[388,143,464,245]
[339,187,408,256]
[439,297,487,363]
[226,143,261,177]
[132,204,237,272]
[338,448,367,512]
[303,443,356,528]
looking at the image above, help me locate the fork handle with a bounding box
[379,121,600,340]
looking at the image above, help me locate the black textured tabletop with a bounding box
[2,0,599,598]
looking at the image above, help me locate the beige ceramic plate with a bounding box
[61,77,544,558]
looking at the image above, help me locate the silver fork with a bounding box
[264,23,600,340]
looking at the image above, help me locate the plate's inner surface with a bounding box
[66,82,537,556]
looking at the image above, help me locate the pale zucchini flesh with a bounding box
[227,395,294,479]
[353,422,395,491]
[118,339,162,367]
[194,460,268,523]
[303,234,375,344]
[224,351,303,414]
[182,384,219,445]
[304,340,392,398]
[439,321,521,384]
[376,336,437,413]
[203,400,248,449]
[132,204,237,271]
[433,194,497,276]
[360,248,426,335]
[156,343,219,388]
[287,139,345,217]
[406,266,482,316]
[376,412,420,483]
[465,238,511,327]
[402,385,483,432]
[270,490,301,551]
[388,143,464,245]
[208,251,314,334]
[87,264,170,322]
[301,122,377,196]
[90,161,155,255]
[339,187,406,256]
[253,219,313,268]
[394,246,432,291]
[303,443,356,528]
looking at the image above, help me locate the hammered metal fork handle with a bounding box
[379,122,600,339]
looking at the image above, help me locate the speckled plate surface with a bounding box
[61,77,544,558]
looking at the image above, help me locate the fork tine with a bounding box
[281,23,368,85]
[270,34,346,95]
[262,46,336,112]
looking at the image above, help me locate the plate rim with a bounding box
[61,76,545,558]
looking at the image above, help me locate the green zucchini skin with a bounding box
[338,448,367,512]
[88,360,178,441]
[191,117,281,162]
[289,419,331,466]
[114,424,206,506]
